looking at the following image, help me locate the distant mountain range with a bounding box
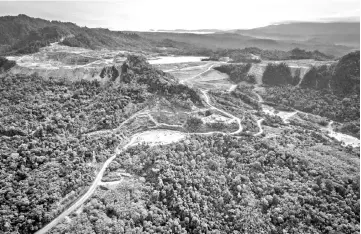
[153,22,360,48]
[0,14,358,57]
[229,22,360,47]
[151,29,222,33]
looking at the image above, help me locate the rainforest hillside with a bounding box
[0,55,204,233]
[2,54,358,234]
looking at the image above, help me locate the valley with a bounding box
[6,41,356,147]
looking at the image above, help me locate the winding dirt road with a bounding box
[200,90,243,135]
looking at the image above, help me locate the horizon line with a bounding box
[1,13,360,32]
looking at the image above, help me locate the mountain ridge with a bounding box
[0,14,357,57]
[229,22,360,48]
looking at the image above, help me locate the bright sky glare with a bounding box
[0,0,359,31]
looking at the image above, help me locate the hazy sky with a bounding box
[0,0,359,31]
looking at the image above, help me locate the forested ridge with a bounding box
[0,14,212,56]
[214,64,254,83]
[206,47,333,63]
[0,14,151,55]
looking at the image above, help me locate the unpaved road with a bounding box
[254,118,265,136]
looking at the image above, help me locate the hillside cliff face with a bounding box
[99,66,120,81]
[300,65,334,90]
[331,51,360,95]
[300,51,360,94]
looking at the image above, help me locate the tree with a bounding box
[185,116,203,132]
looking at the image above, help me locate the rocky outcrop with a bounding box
[120,55,203,105]
[120,55,153,74]
[100,65,119,81]
[0,57,16,72]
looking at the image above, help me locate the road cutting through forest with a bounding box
[35,86,246,234]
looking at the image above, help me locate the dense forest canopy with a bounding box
[49,133,360,234]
